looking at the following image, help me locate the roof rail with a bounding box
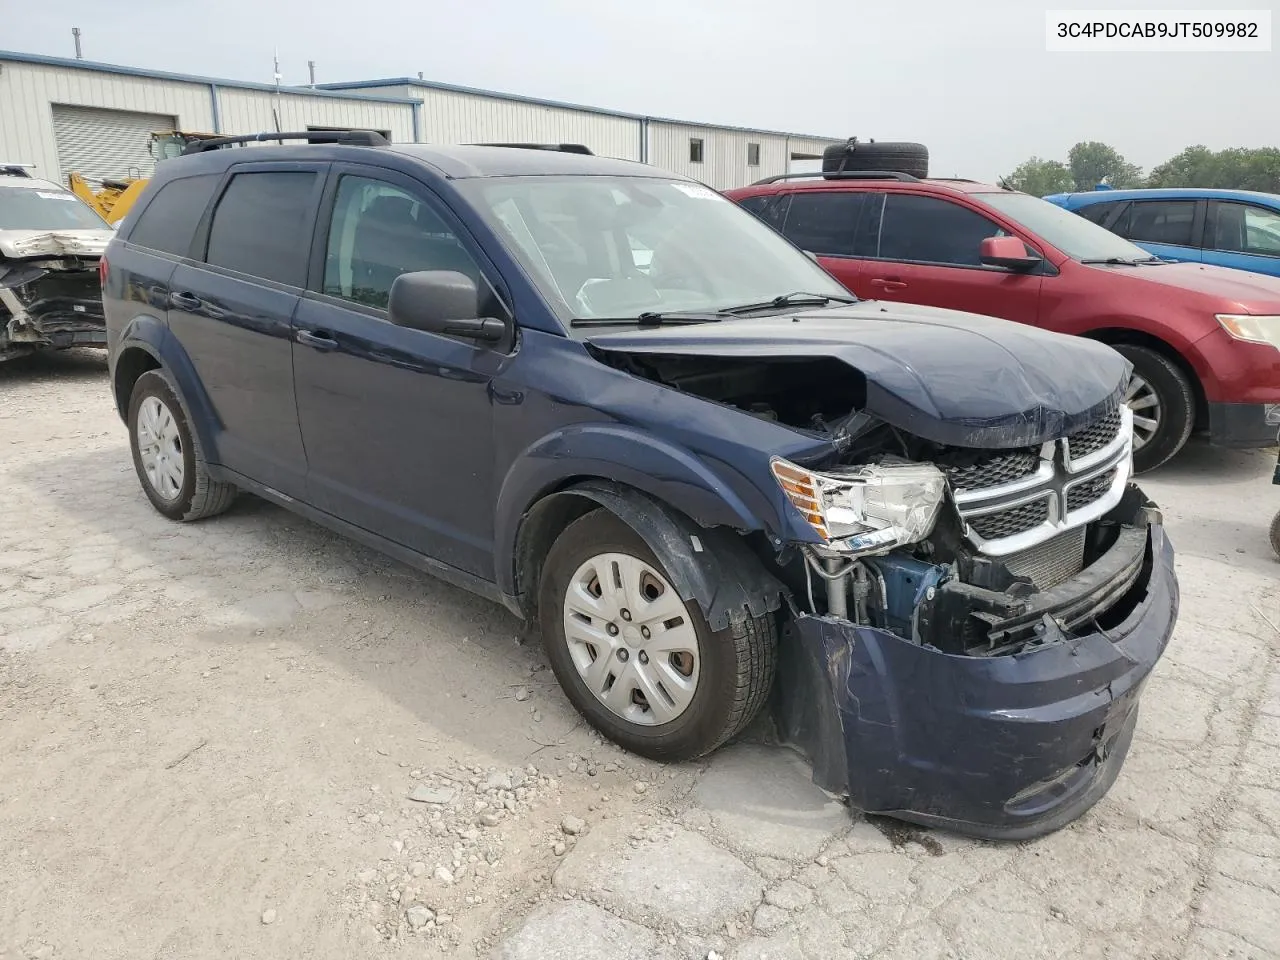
[751,170,920,185]
[1,163,35,177]
[182,130,390,155]
[471,142,594,155]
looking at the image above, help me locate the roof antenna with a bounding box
[72,27,83,60]
[272,49,283,141]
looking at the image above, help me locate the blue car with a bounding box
[1044,187,1280,278]
[102,131,1177,839]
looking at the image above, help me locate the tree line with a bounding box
[1001,142,1280,196]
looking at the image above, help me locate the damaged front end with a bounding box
[0,233,108,361]
[767,410,1176,840]
[587,319,1178,839]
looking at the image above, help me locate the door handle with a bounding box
[296,329,339,351]
[869,278,907,291]
[169,291,202,309]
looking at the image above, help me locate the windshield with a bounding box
[979,191,1156,262]
[0,185,110,231]
[457,176,849,323]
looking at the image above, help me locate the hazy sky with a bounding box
[5,0,1276,180]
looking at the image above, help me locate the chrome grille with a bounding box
[946,406,1134,556]
[1067,469,1117,512]
[941,449,1040,492]
[968,498,1051,540]
[1004,527,1087,590]
[1066,409,1123,462]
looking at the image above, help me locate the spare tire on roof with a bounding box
[822,139,929,179]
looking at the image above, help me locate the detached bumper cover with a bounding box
[774,519,1178,840]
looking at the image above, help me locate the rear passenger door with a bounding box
[292,165,505,577]
[775,191,872,293]
[859,192,1044,324]
[166,163,327,498]
[1203,200,1280,277]
[1110,199,1204,263]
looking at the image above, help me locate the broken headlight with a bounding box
[771,458,946,555]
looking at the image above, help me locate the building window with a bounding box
[747,143,761,167]
[689,138,704,163]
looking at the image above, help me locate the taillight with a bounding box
[98,255,109,289]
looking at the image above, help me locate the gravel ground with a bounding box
[1,349,1277,960]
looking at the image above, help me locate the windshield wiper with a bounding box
[720,291,858,315]
[1080,257,1149,266]
[570,310,726,328]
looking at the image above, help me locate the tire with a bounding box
[822,139,929,179]
[1270,510,1280,560]
[128,369,237,522]
[538,509,777,762]
[1115,345,1195,474]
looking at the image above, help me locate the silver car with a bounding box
[1,165,114,361]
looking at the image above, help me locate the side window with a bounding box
[736,194,788,232]
[1075,202,1115,225]
[1212,202,1280,257]
[878,194,1002,266]
[781,192,867,257]
[1125,200,1196,246]
[322,175,486,311]
[126,174,220,256]
[205,171,318,286]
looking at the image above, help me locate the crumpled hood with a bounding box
[586,301,1130,448]
[0,229,113,260]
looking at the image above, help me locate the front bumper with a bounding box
[0,259,105,359]
[1208,401,1280,449]
[773,498,1178,841]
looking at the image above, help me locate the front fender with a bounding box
[115,316,223,463]
[494,423,778,601]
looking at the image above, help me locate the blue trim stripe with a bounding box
[0,50,418,105]
[320,78,843,141]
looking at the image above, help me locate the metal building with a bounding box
[0,50,840,189]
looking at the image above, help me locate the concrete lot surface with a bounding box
[2,351,1277,960]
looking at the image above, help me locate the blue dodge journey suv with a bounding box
[102,131,1179,839]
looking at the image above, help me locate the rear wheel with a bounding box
[128,369,237,522]
[1270,510,1280,559]
[1115,345,1195,474]
[538,510,776,761]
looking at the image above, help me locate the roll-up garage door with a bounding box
[51,105,177,185]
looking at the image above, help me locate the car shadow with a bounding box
[0,348,109,384]
[11,442,624,773]
[1150,436,1276,487]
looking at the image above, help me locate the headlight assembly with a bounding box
[770,457,946,555]
[1216,314,1280,350]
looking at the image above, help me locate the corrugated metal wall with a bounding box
[0,61,214,183]
[214,88,415,142]
[408,88,641,161]
[646,122,792,190]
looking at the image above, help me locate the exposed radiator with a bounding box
[1003,527,1088,590]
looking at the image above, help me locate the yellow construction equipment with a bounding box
[68,130,221,224]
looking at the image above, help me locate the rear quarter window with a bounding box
[125,174,221,257]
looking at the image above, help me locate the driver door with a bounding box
[292,165,508,577]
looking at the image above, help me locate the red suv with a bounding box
[725,172,1280,472]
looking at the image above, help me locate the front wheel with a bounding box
[1270,510,1280,559]
[1115,345,1195,474]
[538,510,776,762]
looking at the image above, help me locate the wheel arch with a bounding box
[1080,327,1208,431]
[514,479,785,633]
[112,316,223,461]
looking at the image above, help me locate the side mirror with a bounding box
[980,236,1041,272]
[388,270,506,343]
